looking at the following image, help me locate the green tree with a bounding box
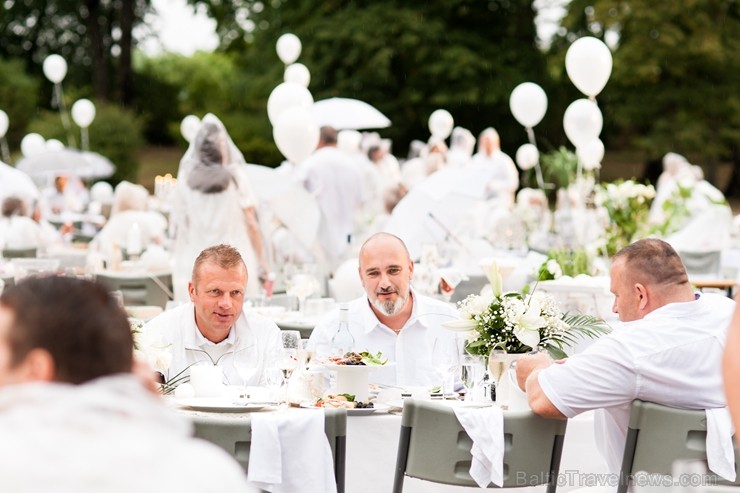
[188,0,551,163]
[552,0,740,186]
[0,57,40,149]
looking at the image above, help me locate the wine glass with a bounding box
[488,349,509,405]
[263,366,286,409]
[232,357,259,389]
[286,273,317,314]
[431,338,459,400]
[460,353,486,403]
[280,330,302,379]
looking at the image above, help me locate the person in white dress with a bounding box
[470,127,519,205]
[307,233,458,387]
[0,196,44,251]
[0,275,252,492]
[171,114,269,300]
[516,239,735,477]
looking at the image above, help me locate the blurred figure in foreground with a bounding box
[0,275,251,491]
[723,304,740,446]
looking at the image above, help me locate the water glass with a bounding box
[460,354,486,402]
[431,338,459,400]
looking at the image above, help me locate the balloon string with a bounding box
[55,83,77,148]
[81,127,89,152]
[0,137,10,164]
[526,127,548,190]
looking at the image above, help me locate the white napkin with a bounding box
[453,405,505,487]
[705,407,736,482]
[247,410,337,493]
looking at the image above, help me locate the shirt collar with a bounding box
[360,287,428,334]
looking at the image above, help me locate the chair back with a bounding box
[392,399,566,492]
[618,400,740,493]
[192,408,346,493]
[95,272,173,309]
[678,250,722,277]
[2,247,37,259]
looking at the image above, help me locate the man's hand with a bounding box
[515,351,553,391]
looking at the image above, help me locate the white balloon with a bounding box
[267,82,313,126]
[0,110,8,138]
[509,82,548,128]
[273,106,319,164]
[565,37,613,98]
[428,109,454,139]
[180,115,201,143]
[46,139,65,151]
[90,181,114,203]
[276,33,302,65]
[515,144,539,170]
[577,139,605,171]
[42,54,68,84]
[71,99,96,128]
[20,133,46,158]
[284,63,311,88]
[563,99,603,149]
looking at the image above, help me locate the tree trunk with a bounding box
[85,0,109,101]
[118,0,135,106]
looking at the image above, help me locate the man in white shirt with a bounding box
[0,275,251,492]
[144,244,282,386]
[469,127,519,204]
[516,238,735,477]
[307,233,458,387]
[302,126,366,265]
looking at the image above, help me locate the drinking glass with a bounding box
[431,338,459,400]
[286,273,318,314]
[232,357,259,388]
[488,349,509,404]
[263,366,287,409]
[460,353,486,402]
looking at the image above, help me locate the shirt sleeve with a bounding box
[537,336,638,418]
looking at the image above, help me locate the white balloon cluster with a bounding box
[20,133,46,158]
[564,36,613,172]
[0,110,8,139]
[270,34,319,164]
[509,81,549,177]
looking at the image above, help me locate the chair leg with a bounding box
[392,426,412,493]
[617,428,639,493]
[335,436,346,493]
[546,434,566,493]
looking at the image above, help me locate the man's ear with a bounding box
[635,283,649,311]
[188,281,196,301]
[20,348,55,382]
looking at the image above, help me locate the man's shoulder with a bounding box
[414,293,457,315]
[240,310,281,334]
[143,303,191,333]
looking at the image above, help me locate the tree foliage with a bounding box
[552,0,740,176]
[188,0,550,164]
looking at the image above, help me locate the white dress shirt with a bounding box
[538,292,735,475]
[0,216,43,249]
[470,149,519,203]
[143,302,283,386]
[307,289,458,387]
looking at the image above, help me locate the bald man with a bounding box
[307,233,458,387]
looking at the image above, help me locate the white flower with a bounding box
[484,261,503,297]
[512,297,546,348]
[546,259,562,279]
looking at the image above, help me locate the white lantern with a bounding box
[563,99,603,149]
[273,106,319,164]
[276,33,302,65]
[428,109,454,139]
[42,54,68,84]
[0,110,8,138]
[515,144,539,170]
[565,37,613,98]
[71,99,96,128]
[509,82,548,128]
[180,115,201,143]
[284,63,311,88]
[267,82,313,126]
[20,133,46,158]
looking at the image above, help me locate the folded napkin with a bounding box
[453,405,505,487]
[247,410,337,493]
[705,407,736,482]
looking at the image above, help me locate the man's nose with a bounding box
[217,293,232,308]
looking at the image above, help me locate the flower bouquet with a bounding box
[443,262,610,359]
[595,180,655,256]
[131,319,182,394]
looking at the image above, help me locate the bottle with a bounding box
[330,304,355,356]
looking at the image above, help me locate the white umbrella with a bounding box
[0,161,39,201]
[243,164,320,249]
[312,97,391,130]
[16,149,116,182]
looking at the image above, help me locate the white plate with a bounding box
[320,362,394,372]
[300,402,390,416]
[177,397,270,413]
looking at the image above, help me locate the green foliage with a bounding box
[0,57,40,147]
[540,146,579,190]
[28,103,145,184]
[537,248,593,281]
[553,0,740,166]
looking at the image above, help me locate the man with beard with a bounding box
[307,233,458,387]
